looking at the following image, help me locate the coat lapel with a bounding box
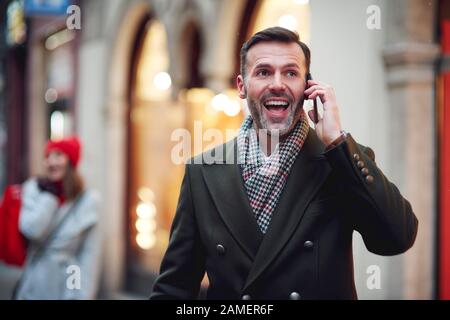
[201,139,264,261]
[243,129,331,291]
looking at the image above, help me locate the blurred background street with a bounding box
[0,0,449,299]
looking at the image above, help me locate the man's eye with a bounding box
[286,71,297,77]
[256,70,269,76]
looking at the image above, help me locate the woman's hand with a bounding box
[36,177,63,196]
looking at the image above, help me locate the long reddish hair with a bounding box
[62,164,84,200]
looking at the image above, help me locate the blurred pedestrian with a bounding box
[13,136,101,300]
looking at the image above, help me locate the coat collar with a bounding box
[200,129,331,288]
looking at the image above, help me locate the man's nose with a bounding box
[268,73,286,92]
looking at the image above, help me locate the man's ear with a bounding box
[236,75,246,99]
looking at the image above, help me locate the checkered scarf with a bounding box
[237,111,310,234]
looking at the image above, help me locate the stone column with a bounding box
[382,0,440,299]
[200,0,245,93]
[81,0,152,298]
[27,27,48,177]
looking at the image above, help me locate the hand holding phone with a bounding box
[304,74,344,146]
[306,73,319,124]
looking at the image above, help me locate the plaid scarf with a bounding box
[237,111,310,234]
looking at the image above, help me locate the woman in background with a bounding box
[14,136,101,300]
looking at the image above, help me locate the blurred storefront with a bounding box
[0,2,6,192]
[91,0,443,299]
[0,0,81,299]
[438,0,450,300]
[1,0,80,180]
[25,0,80,177]
[2,0,27,187]
[1,0,449,300]
[123,0,315,295]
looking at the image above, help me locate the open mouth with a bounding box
[263,99,290,117]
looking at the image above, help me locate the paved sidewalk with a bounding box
[1,262,149,300]
[0,262,22,300]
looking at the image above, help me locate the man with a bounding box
[150,27,418,300]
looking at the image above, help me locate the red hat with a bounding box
[44,136,82,167]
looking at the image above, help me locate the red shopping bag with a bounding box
[0,185,26,266]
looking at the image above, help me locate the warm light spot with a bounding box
[252,0,310,44]
[211,93,228,111]
[135,20,170,101]
[138,187,155,203]
[293,0,309,5]
[153,71,172,90]
[224,100,241,117]
[45,29,75,51]
[136,233,156,250]
[45,88,58,103]
[278,14,298,31]
[136,202,156,219]
[136,218,156,233]
[50,111,64,140]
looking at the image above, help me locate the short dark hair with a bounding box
[239,26,311,80]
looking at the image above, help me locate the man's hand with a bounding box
[304,80,343,146]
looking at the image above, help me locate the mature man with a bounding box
[150,27,418,300]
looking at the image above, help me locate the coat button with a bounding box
[242,294,251,300]
[365,175,374,184]
[303,240,314,249]
[353,153,360,161]
[289,292,301,300]
[361,168,369,176]
[357,160,365,169]
[216,244,226,255]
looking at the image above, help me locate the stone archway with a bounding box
[102,1,152,297]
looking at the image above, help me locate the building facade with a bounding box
[1,0,449,299]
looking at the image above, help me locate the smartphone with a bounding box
[306,73,319,124]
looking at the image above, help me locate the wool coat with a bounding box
[150,130,418,300]
[15,178,101,300]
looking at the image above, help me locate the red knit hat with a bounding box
[44,136,82,167]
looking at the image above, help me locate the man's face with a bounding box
[237,41,307,136]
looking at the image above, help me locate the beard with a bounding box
[247,94,305,137]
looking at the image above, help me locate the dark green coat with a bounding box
[150,130,418,300]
